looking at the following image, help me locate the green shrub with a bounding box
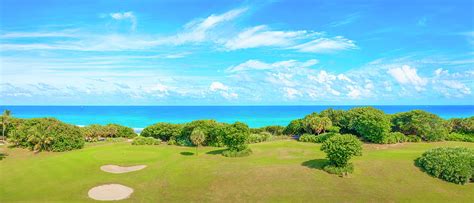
[140,122,182,141]
[346,107,391,143]
[320,108,348,129]
[131,136,161,145]
[320,134,362,167]
[447,117,474,135]
[180,120,226,147]
[248,132,272,143]
[446,133,474,142]
[392,110,448,141]
[299,132,339,143]
[303,115,333,135]
[323,163,354,177]
[222,122,251,153]
[81,124,135,141]
[9,118,84,152]
[222,148,252,157]
[327,126,340,133]
[381,132,407,144]
[264,125,285,135]
[106,124,136,138]
[416,147,474,184]
[283,119,305,135]
[299,133,318,143]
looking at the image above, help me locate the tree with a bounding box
[320,134,362,167]
[304,115,332,135]
[1,110,11,142]
[141,122,182,141]
[190,128,206,155]
[223,122,250,152]
[283,119,305,135]
[392,110,448,141]
[346,107,391,143]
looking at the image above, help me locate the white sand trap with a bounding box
[100,165,147,174]
[88,184,133,201]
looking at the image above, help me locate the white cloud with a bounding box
[387,65,427,91]
[284,87,301,99]
[172,8,247,44]
[223,25,308,50]
[291,36,357,53]
[110,11,137,30]
[209,81,229,91]
[227,59,317,73]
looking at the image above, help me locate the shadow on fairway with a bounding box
[206,149,226,155]
[0,153,7,160]
[180,152,195,156]
[301,159,327,170]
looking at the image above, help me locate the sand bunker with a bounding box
[100,164,147,174]
[88,184,133,201]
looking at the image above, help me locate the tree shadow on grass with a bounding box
[206,149,226,155]
[180,152,195,156]
[301,159,328,170]
[0,153,7,160]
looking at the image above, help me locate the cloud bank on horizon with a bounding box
[0,0,473,105]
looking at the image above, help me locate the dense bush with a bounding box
[9,118,84,152]
[392,110,448,141]
[248,132,272,143]
[140,122,182,141]
[179,120,227,147]
[81,124,135,141]
[283,119,305,135]
[131,136,161,145]
[320,134,362,167]
[319,108,349,132]
[303,114,332,135]
[381,132,407,144]
[299,133,318,143]
[346,107,391,143]
[222,122,251,156]
[447,117,474,135]
[445,133,474,142]
[416,147,474,184]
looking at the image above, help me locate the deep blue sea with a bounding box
[1,106,473,129]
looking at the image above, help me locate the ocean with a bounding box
[1,106,473,130]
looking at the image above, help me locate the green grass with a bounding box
[1,140,473,202]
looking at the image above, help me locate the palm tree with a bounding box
[1,110,11,143]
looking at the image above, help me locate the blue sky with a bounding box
[0,0,473,105]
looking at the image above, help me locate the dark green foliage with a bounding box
[447,117,474,135]
[346,107,391,143]
[248,132,272,143]
[303,114,333,135]
[131,136,161,145]
[263,125,285,135]
[81,124,135,141]
[416,147,474,184]
[9,118,84,152]
[320,134,362,167]
[381,132,407,144]
[222,122,250,152]
[299,133,318,143]
[319,108,349,132]
[180,120,226,147]
[445,133,474,142]
[140,122,182,141]
[323,163,354,177]
[283,119,305,135]
[222,148,252,157]
[392,110,448,141]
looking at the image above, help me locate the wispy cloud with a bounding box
[110,11,137,30]
[291,36,357,53]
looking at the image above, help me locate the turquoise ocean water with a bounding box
[1,106,473,130]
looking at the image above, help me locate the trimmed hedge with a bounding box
[416,147,474,184]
